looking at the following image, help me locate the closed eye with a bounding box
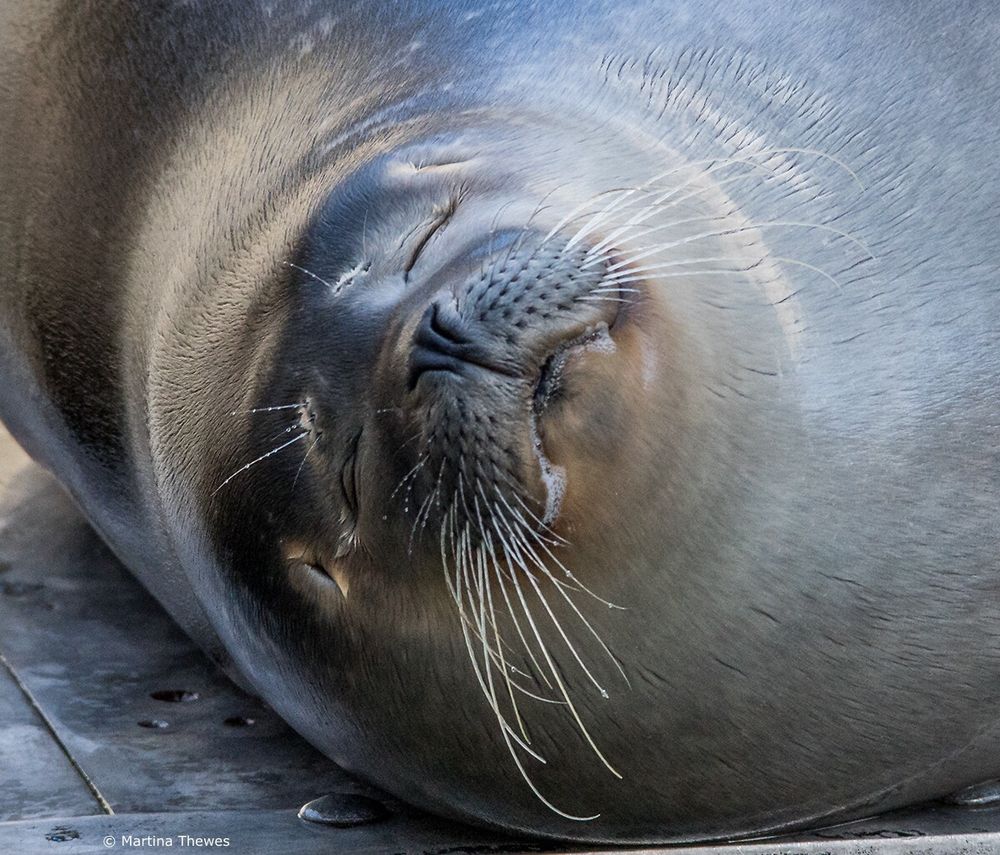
[404,199,458,281]
[339,429,362,518]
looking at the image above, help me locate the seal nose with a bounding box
[408,300,515,390]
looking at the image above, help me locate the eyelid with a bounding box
[404,199,458,281]
[339,430,362,517]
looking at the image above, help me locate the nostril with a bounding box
[408,303,468,390]
[408,299,520,391]
[426,301,470,347]
[412,300,474,364]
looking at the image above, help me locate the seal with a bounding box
[1,0,999,844]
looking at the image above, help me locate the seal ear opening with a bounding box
[283,542,350,599]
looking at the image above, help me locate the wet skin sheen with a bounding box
[1,0,999,844]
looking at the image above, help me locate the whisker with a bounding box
[291,435,319,492]
[546,150,783,249]
[500,507,626,688]
[493,508,622,779]
[477,483,556,690]
[606,268,762,287]
[606,220,872,274]
[441,505,554,704]
[588,208,747,268]
[284,261,334,289]
[454,524,545,760]
[772,256,845,291]
[475,526,530,742]
[577,296,633,305]
[504,487,569,546]
[390,453,428,501]
[229,402,306,416]
[212,431,308,495]
[601,256,757,281]
[580,161,780,263]
[505,512,631,691]
[495,490,623,611]
[557,144,861,260]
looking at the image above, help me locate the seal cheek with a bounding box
[534,315,666,532]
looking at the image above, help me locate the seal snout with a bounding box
[369,225,641,546]
[403,232,621,397]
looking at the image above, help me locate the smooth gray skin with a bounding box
[2,0,1000,844]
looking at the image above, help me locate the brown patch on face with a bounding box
[533,292,689,543]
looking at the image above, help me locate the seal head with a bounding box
[171,117,726,836]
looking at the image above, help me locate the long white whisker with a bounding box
[476,483,556,691]
[580,161,780,262]
[606,220,872,274]
[495,490,623,611]
[476,529,530,742]
[552,144,862,256]
[504,512,631,691]
[494,508,622,780]
[507,490,569,546]
[444,505,557,704]
[772,256,845,291]
[456,524,546,761]
[546,149,791,249]
[500,508,626,685]
[605,268,763,288]
[390,453,428,501]
[284,261,334,289]
[291,435,319,492]
[212,431,307,496]
[229,402,306,416]
[601,256,753,281]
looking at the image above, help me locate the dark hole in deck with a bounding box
[150,689,199,703]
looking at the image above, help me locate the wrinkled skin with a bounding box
[1,0,999,844]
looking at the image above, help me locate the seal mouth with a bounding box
[373,224,641,553]
[532,320,616,418]
[532,271,631,414]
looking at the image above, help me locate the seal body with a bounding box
[2,0,1000,843]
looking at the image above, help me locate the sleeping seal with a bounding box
[1,0,999,843]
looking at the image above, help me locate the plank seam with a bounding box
[0,650,115,816]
